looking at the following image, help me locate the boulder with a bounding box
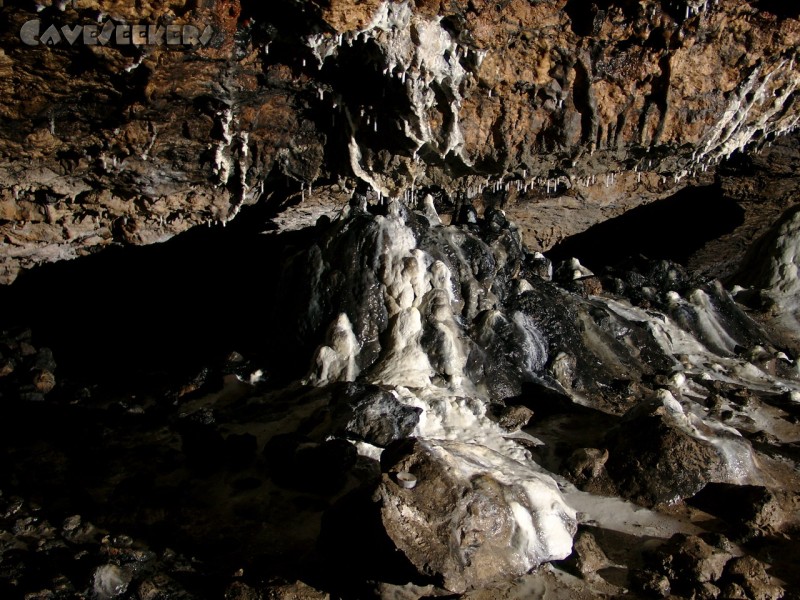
[719,556,784,600]
[559,529,612,579]
[604,391,753,506]
[329,382,422,447]
[262,580,330,600]
[645,534,732,590]
[688,484,793,540]
[377,438,577,593]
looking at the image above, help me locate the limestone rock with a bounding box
[689,484,795,541]
[563,448,610,486]
[560,529,612,579]
[604,391,753,506]
[719,556,784,600]
[328,382,422,447]
[630,569,672,599]
[493,404,535,432]
[377,438,577,593]
[645,534,732,588]
[1,1,799,281]
[262,580,330,600]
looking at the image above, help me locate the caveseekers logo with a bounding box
[20,19,214,47]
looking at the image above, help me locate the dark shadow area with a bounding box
[546,184,745,272]
[0,204,321,389]
[564,0,648,37]
[750,0,800,18]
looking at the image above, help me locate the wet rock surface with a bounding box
[377,438,577,593]
[325,382,422,448]
[1,175,800,598]
[603,393,735,507]
[645,534,732,591]
[719,556,785,600]
[0,1,800,599]
[559,529,613,580]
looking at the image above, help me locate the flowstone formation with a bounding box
[261,195,797,594]
[284,199,580,591]
[1,0,800,281]
[0,194,799,598]
[2,0,800,598]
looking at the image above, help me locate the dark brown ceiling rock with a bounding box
[0,0,798,282]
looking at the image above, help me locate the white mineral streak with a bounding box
[211,108,234,187]
[211,106,257,224]
[424,439,576,569]
[306,32,340,68]
[347,133,389,196]
[599,295,800,447]
[224,131,251,223]
[421,193,442,226]
[513,312,550,376]
[697,59,800,165]
[372,307,435,388]
[305,313,360,385]
[336,1,472,192]
[567,257,593,279]
[756,208,800,344]
[657,389,760,484]
[683,288,739,354]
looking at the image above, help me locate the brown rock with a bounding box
[496,404,534,432]
[719,581,750,599]
[319,0,383,31]
[630,569,671,599]
[562,529,611,578]
[32,369,56,394]
[694,581,722,600]
[262,580,329,600]
[0,359,15,378]
[604,395,736,507]
[377,438,577,593]
[225,582,261,600]
[0,1,798,281]
[563,448,609,484]
[688,484,794,540]
[646,534,731,588]
[719,556,784,600]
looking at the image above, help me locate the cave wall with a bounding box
[1,0,799,282]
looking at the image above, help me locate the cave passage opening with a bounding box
[0,205,319,390]
[546,184,745,273]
